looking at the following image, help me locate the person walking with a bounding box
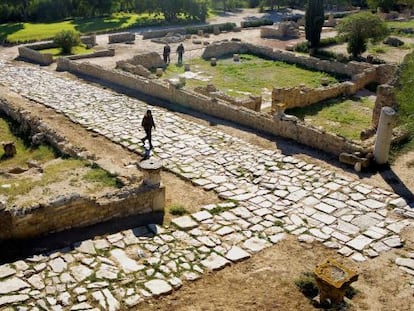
[176,43,184,64]
[141,110,156,149]
[163,43,171,64]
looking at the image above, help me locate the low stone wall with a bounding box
[81,34,97,47]
[56,58,368,157]
[143,29,186,40]
[260,22,300,39]
[116,61,151,77]
[66,49,115,60]
[272,83,349,110]
[194,85,261,111]
[0,185,164,239]
[202,41,396,81]
[108,32,135,44]
[272,67,378,109]
[0,92,165,239]
[118,52,165,69]
[18,46,53,66]
[141,23,236,40]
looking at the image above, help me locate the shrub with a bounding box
[169,204,188,216]
[53,30,80,54]
[295,272,319,298]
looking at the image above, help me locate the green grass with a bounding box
[387,19,414,29]
[0,116,119,207]
[169,204,188,216]
[287,96,375,141]
[0,116,56,168]
[0,13,163,43]
[84,168,119,188]
[40,45,93,57]
[163,54,338,97]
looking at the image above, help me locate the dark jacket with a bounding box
[142,114,155,130]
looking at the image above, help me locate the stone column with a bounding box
[139,159,162,187]
[139,159,165,212]
[374,107,397,165]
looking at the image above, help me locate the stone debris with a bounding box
[0,60,412,308]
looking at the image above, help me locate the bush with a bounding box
[53,30,80,54]
[169,204,188,216]
[295,272,319,298]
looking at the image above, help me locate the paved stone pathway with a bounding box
[0,60,413,310]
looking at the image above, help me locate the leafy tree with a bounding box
[336,12,389,58]
[53,30,81,54]
[367,0,394,12]
[305,0,324,50]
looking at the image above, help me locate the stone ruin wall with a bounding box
[193,85,262,111]
[0,92,165,239]
[18,46,54,66]
[0,185,164,239]
[202,41,376,77]
[271,67,379,110]
[56,58,368,158]
[108,32,135,44]
[117,52,165,70]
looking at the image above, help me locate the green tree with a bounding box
[53,30,81,54]
[367,0,395,12]
[336,12,389,58]
[305,0,324,50]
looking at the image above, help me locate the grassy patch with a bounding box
[295,271,318,298]
[163,54,338,98]
[387,20,414,30]
[0,116,119,207]
[169,204,188,216]
[39,45,93,57]
[0,116,56,169]
[84,167,119,188]
[286,96,375,141]
[1,13,163,43]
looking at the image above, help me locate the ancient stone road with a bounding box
[0,60,413,310]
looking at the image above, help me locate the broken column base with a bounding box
[314,258,358,305]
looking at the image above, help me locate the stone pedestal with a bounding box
[314,258,358,305]
[156,67,163,77]
[213,26,220,35]
[233,54,240,62]
[184,63,191,71]
[2,142,16,158]
[374,106,397,165]
[139,159,162,187]
[211,58,217,66]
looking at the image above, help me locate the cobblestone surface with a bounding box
[0,60,413,309]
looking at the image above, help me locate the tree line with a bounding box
[0,0,210,23]
[0,0,373,24]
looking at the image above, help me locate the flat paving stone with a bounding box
[243,237,269,253]
[0,294,30,307]
[346,235,373,251]
[0,277,30,294]
[110,249,145,273]
[171,216,198,230]
[225,246,251,262]
[144,279,173,296]
[201,253,230,270]
[0,265,16,279]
